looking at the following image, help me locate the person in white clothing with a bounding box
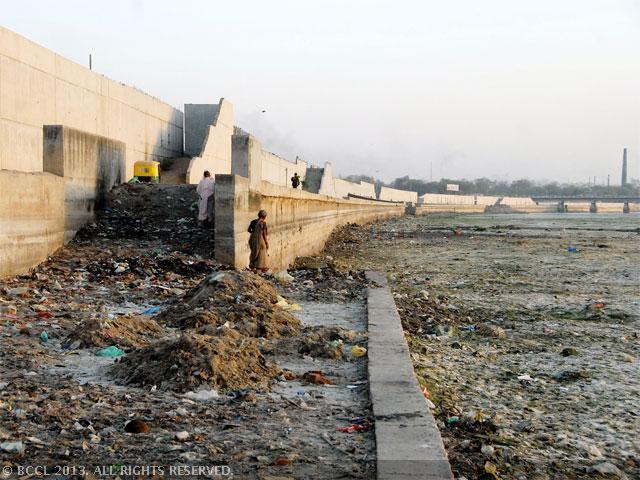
[196,171,215,224]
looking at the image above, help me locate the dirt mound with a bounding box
[64,315,165,349]
[160,271,300,338]
[111,333,279,392]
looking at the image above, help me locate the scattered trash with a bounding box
[542,326,553,335]
[273,270,295,284]
[337,417,373,433]
[95,346,125,357]
[484,460,500,479]
[567,247,578,253]
[561,347,578,357]
[302,371,332,385]
[142,306,161,315]
[174,431,190,441]
[350,345,367,357]
[124,419,150,434]
[517,374,533,382]
[0,441,25,453]
[39,331,49,343]
[183,388,220,401]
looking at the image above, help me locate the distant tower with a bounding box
[621,148,628,186]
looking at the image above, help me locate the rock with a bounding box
[587,445,603,458]
[622,353,635,363]
[0,305,17,315]
[174,431,190,441]
[450,341,463,349]
[561,347,578,357]
[477,323,506,339]
[588,462,623,477]
[124,419,150,434]
[0,441,25,453]
[6,287,29,296]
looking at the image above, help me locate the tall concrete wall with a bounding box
[231,131,307,189]
[186,99,233,184]
[0,171,65,277]
[0,26,183,180]
[214,175,405,270]
[1,126,125,278]
[43,125,124,240]
[184,104,219,156]
[309,162,376,199]
[379,186,418,203]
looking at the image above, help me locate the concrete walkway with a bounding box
[366,271,453,480]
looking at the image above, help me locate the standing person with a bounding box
[196,171,215,224]
[291,172,300,189]
[248,210,269,272]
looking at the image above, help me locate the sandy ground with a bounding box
[0,185,375,479]
[325,213,639,480]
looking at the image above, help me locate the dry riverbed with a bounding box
[325,213,640,480]
[0,185,375,479]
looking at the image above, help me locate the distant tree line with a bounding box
[343,174,640,197]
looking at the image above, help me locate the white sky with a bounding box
[3,0,640,183]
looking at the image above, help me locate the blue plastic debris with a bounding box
[39,331,49,343]
[142,306,161,315]
[95,346,124,357]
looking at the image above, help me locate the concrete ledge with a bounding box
[366,270,453,480]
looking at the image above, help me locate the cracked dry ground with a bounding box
[0,184,375,479]
[325,214,639,480]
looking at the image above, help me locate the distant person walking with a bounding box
[291,172,300,189]
[196,171,215,224]
[248,210,269,272]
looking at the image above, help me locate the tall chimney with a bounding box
[621,148,628,186]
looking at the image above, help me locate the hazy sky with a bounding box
[3,0,640,183]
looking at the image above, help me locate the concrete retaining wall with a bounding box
[1,126,125,278]
[0,26,183,180]
[184,104,219,157]
[43,125,124,240]
[414,204,487,214]
[261,151,307,188]
[186,99,233,184]
[214,175,405,270]
[310,162,376,199]
[0,171,65,277]
[380,186,418,203]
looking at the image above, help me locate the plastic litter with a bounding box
[95,346,125,357]
[142,306,161,315]
[273,270,295,284]
[183,388,219,401]
[567,247,578,253]
[0,441,25,453]
[302,370,332,385]
[350,345,367,357]
[40,331,49,343]
[337,417,373,433]
[446,416,459,425]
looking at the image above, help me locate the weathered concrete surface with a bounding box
[0,171,65,277]
[214,175,405,270]
[366,271,453,480]
[184,104,219,156]
[186,99,233,183]
[43,125,123,240]
[1,126,125,278]
[0,26,183,180]
[414,204,486,215]
[231,130,307,188]
[380,186,418,203]
[304,161,376,199]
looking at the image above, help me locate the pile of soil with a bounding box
[64,315,165,348]
[159,271,300,338]
[111,333,279,392]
